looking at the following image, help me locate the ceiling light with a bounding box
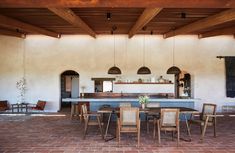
[137,34,151,75]
[166,30,181,74]
[108,26,121,75]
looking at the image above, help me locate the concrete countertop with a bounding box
[62,98,199,102]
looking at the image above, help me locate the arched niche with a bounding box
[60,70,79,111]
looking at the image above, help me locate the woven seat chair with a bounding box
[82,104,104,139]
[116,107,140,147]
[156,108,180,146]
[189,103,217,141]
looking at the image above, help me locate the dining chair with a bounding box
[157,108,180,146]
[146,103,160,136]
[82,104,104,139]
[116,107,140,147]
[189,103,217,141]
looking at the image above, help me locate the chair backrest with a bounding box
[201,103,217,122]
[119,103,131,108]
[0,100,8,111]
[37,100,46,110]
[160,109,179,127]
[146,102,160,108]
[81,104,88,114]
[120,107,139,126]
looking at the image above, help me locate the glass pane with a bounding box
[103,81,113,92]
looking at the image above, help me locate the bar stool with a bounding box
[70,102,90,121]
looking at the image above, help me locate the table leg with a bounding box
[179,113,192,142]
[104,112,112,140]
[17,105,19,113]
[71,103,75,119]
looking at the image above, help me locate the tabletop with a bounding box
[98,107,198,114]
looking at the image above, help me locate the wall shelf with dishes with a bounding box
[114,82,173,84]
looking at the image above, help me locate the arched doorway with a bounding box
[60,70,79,111]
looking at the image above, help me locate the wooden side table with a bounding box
[11,103,29,113]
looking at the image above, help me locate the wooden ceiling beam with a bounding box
[0,28,26,38]
[1,0,235,8]
[199,26,235,38]
[164,9,235,38]
[0,14,60,38]
[128,8,162,38]
[48,8,96,38]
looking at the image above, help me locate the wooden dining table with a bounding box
[98,106,199,141]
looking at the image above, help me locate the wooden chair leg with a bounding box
[213,119,217,138]
[157,120,161,145]
[153,118,156,138]
[177,123,180,147]
[201,116,209,142]
[83,118,89,139]
[147,118,149,134]
[137,120,140,147]
[70,104,75,119]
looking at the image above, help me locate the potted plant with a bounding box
[138,95,149,109]
[16,77,27,104]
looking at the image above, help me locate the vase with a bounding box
[141,104,145,109]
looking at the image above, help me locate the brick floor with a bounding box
[0,113,235,153]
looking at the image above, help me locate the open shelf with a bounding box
[114,82,173,84]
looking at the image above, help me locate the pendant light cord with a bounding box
[113,34,116,66]
[173,34,175,66]
[23,40,26,78]
[143,35,146,66]
[172,30,176,66]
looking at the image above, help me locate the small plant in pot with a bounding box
[16,77,27,104]
[138,95,149,109]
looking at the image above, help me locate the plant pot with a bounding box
[141,104,145,109]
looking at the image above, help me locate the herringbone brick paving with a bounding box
[0,114,234,153]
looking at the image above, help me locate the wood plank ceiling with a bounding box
[0,0,234,39]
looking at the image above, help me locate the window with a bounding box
[225,57,235,97]
[91,78,115,92]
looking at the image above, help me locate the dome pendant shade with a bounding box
[137,66,151,75]
[166,66,181,74]
[108,66,122,74]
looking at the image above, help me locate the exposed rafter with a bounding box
[199,26,235,38]
[48,8,96,38]
[164,9,235,38]
[0,28,26,38]
[128,8,162,38]
[0,0,235,8]
[0,14,60,38]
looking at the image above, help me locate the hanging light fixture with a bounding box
[108,26,122,75]
[137,35,151,74]
[166,31,181,74]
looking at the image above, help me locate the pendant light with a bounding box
[166,31,181,74]
[108,26,122,75]
[137,35,151,74]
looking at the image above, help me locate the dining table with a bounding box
[98,106,199,141]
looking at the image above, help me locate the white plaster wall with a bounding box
[0,34,235,112]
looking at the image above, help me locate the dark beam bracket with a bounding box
[216,56,235,59]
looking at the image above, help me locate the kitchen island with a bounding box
[62,98,199,111]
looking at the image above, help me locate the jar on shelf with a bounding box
[158,76,165,83]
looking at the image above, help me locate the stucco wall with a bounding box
[0,34,235,112]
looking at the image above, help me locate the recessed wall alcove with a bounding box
[60,70,79,111]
